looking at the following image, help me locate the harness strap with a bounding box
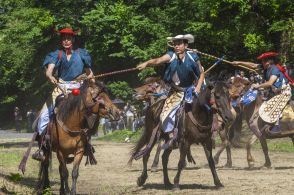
[56,116,86,135]
[187,111,211,130]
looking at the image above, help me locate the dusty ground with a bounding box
[1,139,294,195]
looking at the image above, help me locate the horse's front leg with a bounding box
[151,140,162,172]
[162,147,173,189]
[203,139,223,188]
[57,151,70,195]
[71,150,84,195]
[37,151,50,194]
[173,141,189,190]
[246,134,258,168]
[259,137,271,168]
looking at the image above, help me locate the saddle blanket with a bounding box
[259,85,291,124]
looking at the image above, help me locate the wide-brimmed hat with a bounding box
[55,28,79,35]
[167,34,194,44]
[257,52,278,60]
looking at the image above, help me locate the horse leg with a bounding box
[225,143,232,168]
[151,140,162,172]
[137,141,156,187]
[259,137,271,168]
[162,147,173,189]
[71,151,84,195]
[246,134,258,168]
[173,142,189,190]
[203,139,223,188]
[57,151,70,195]
[37,152,50,194]
[213,128,226,165]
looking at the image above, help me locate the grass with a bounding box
[253,139,294,153]
[97,129,143,143]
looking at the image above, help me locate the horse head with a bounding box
[209,81,235,124]
[84,80,120,121]
[229,77,251,100]
[133,77,167,102]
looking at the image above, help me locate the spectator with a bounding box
[26,108,35,132]
[14,107,22,132]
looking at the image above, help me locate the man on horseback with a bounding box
[233,52,293,133]
[32,27,94,161]
[137,34,205,148]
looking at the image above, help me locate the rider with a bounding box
[137,34,205,148]
[32,27,94,161]
[232,52,292,133]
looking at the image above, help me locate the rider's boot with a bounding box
[32,148,45,162]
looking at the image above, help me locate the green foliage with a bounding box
[107,81,133,101]
[137,67,156,81]
[0,0,294,126]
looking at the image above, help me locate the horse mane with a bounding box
[196,87,211,107]
[233,77,250,85]
[58,80,90,122]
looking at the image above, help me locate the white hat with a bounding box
[167,34,194,44]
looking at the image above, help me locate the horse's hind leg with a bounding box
[213,128,227,165]
[259,137,271,168]
[203,139,223,188]
[162,147,173,189]
[173,142,189,190]
[151,140,162,172]
[57,151,70,195]
[71,151,84,195]
[37,153,50,194]
[246,134,258,168]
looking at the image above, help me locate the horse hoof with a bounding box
[224,163,232,168]
[172,186,180,191]
[263,162,271,168]
[137,175,147,187]
[248,162,254,169]
[215,182,224,188]
[150,166,158,172]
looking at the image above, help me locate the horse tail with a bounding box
[128,125,150,166]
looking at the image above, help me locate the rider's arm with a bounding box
[254,75,277,89]
[45,64,57,84]
[232,61,259,70]
[85,68,94,79]
[137,54,171,70]
[195,62,204,93]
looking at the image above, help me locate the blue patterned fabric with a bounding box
[265,64,289,89]
[163,51,200,88]
[42,48,92,81]
[240,89,258,105]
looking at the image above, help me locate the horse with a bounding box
[213,77,249,167]
[37,80,120,194]
[214,77,294,168]
[130,81,235,190]
[133,77,236,171]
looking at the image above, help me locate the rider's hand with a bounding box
[194,86,201,94]
[49,76,57,84]
[251,83,259,90]
[137,62,148,70]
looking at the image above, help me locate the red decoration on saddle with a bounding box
[71,88,80,96]
[257,52,278,60]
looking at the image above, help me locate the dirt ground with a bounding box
[1,140,294,195]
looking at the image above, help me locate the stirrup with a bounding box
[32,149,45,162]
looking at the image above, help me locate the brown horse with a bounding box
[214,77,294,168]
[37,80,120,194]
[130,81,234,190]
